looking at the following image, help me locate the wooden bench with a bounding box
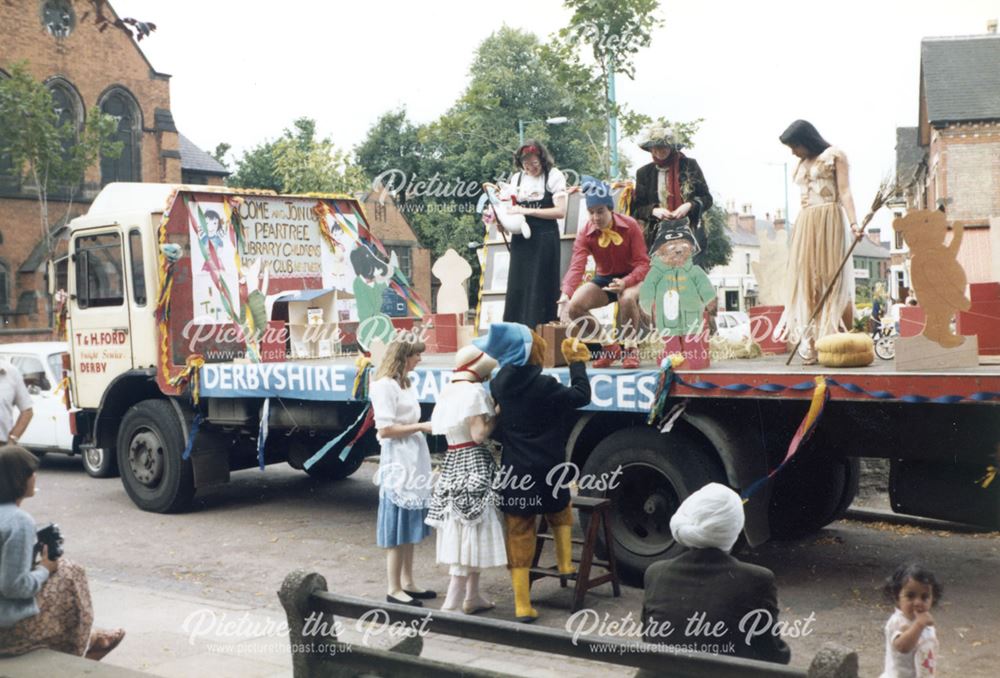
[279,569,859,678]
[0,648,150,677]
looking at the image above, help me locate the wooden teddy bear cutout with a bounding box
[894,209,978,370]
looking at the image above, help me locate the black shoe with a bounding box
[403,589,437,600]
[386,594,423,607]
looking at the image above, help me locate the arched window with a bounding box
[99,89,141,185]
[46,78,83,175]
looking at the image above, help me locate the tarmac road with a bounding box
[23,453,1000,677]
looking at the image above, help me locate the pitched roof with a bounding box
[725,220,776,247]
[921,34,1000,124]
[853,236,890,260]
[895,126,924,187]
[178,133,229,176]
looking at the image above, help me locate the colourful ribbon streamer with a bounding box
[303,404,372,469]
[168,355,206,405]
[670,373,1000,405]
[646,356,685,426]
[740,376,830,502]
[257,398,270,470]
[182,413,204,461]
[975,465,997,489]
[611,180,635,215]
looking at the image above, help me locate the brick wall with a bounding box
[0,0,179,335]
[358,194,433,306]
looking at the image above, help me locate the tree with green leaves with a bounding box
[559,0,662,176]
[228,118,366,195]
[0,61,122,258]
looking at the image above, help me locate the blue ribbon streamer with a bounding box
[182,413,203,460]
[303,404,371,470]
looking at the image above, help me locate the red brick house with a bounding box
[0,0,226,339]
[895,26,1000,286]
[356,191,432,306]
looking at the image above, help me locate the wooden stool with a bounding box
[529,495,622,612]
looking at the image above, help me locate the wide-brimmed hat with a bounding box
[638,123,683,152]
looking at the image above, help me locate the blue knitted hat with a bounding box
[472,322,533,367]
[581,175,614,210]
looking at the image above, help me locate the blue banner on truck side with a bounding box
[199,363,661,413]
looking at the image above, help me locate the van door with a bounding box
[68,229,135,410]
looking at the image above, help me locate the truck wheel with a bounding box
[768,456,860,539]
[580,426,721,584]
[304,454,365,481]
[117,400,195,513]
[82,446,118,478]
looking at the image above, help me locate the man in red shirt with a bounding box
[558,177,650,369]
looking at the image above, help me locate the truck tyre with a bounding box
[579,426,721,584]
[117,400,195,513]
[768,456,860,539]
[285,431,371,481]
[82,446,118,478]
[304,454,365,481]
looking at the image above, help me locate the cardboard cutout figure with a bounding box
[895,210,971,348]
[432,249,472,314]
[640,220,716,368]
[350,245,397,350]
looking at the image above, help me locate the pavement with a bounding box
[89,577,627,678]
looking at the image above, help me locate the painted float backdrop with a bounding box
[186,195,358,325]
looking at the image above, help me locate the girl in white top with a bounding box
[880,563,942,678]
[501,139,568,330]
[369,338,436,607]
[427,346,507,614]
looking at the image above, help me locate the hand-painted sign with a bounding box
[199,363,660,413]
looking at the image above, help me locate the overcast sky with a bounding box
[112,0,998,239]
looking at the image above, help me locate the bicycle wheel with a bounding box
[875,335,895,360]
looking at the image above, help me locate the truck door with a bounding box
[68,229,135,410]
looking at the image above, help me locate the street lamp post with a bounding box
[518,116,569,146]
[767,161,790,242]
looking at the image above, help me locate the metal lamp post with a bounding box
[518,116,569,146]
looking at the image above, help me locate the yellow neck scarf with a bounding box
[597,227,623,248]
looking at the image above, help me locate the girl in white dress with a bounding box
[427,346,507,613]
[370,339,436,607]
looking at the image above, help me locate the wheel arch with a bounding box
[680,401,772,546]
[93,370,188,455]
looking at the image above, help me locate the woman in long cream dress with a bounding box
[778,120,863,363]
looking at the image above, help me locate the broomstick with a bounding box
[786,179,897,365]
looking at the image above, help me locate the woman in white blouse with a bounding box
[502,140,568,329]
[369,338,436,606]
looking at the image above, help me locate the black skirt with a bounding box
[503,220,559,330]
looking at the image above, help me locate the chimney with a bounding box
[774,208,786,231]
[726,199,739,229]
[988,18,998,33]
[738,203,755,233]
[868,227,882,246]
